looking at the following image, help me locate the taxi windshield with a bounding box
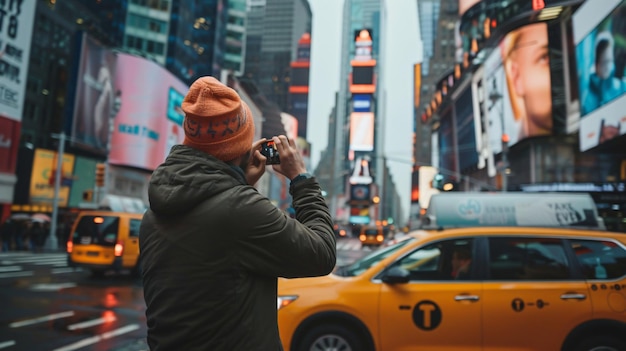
[334,238,415,277]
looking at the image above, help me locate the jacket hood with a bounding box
[147,145,247,216]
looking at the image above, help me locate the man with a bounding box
[139,76,336,351]
[451,246,472,279]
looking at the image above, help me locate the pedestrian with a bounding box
[139,76,336,351]
[1,219,15,251]
[30,221,46,253]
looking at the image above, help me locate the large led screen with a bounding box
[0,1,36,122]
[108,54,189,171]
[349,112,374,152]
[455,87,478,171]
[484,22,553,152]
[438,106,456,175]
[70,34,118,153]
[574,0,626,150]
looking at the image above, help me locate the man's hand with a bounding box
[271,135,307,180]
[245,138,268,185]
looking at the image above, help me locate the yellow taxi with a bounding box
[67,211,144,277]
[359,225,385,248]
[277,193,626,351]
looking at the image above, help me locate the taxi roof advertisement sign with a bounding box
[425,193,602,229]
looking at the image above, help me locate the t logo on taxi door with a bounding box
[412,300,442,330]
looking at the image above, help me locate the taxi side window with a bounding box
[570,239,626,280]
[488,237,570,280]
[129,219,141,238]
[392,238,473,281]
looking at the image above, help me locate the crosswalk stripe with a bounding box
[0,271,33,279]
[0,266,22,272]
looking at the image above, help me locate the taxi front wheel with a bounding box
[573,335,626,351]
[296,324,367,351]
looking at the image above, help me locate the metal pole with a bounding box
[46,132,64,251]
[501,142,508,192]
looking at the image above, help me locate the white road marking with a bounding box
[67,315,117,330]
[34,259,68,265]
[0,266,22,272]
[52,324,141,351]
[30,283,77,291]
[0,341,16,349]
[50,268,76,274]
[9,311,74,328]
[0,271,33,279]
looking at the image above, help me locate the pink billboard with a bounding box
[108,54,188,171]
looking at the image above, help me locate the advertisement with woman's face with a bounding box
[574,0,626,150]
[71,34,118,153]
[501,22,553,141]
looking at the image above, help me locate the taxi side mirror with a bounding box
[381,266,410,284]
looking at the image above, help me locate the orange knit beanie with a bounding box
[182,76,255,161]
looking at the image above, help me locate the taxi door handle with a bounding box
[560,293,587,300]
[455,295,480,302]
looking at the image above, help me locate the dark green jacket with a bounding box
[139,145,336,351]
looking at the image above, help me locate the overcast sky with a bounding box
[307,0,422,222]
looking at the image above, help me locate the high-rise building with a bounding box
[243,0,312,112]
[315,0,403,225]
[5,0,230,222]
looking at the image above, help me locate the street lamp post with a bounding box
[45,132,65,251]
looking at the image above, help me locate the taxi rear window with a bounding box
[72,216,120,246]
[364,229,380,235]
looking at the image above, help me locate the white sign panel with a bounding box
[0,1,36,121]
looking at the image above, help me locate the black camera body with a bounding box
[260,140,280,165]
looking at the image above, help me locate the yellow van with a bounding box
[66,210,144,277]
[359,225,385,248]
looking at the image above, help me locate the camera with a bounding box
[260,140,280,165]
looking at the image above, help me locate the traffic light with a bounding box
[95,163,106,187]
[82,189,93,202]
[431,174,444,190]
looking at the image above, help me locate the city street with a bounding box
[0,237,369,351]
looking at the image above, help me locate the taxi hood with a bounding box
[278,274,343,292]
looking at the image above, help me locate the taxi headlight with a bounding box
[277,295,298,310]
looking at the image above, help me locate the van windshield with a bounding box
[72,216,120,246]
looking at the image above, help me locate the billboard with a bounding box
[0,1,36,122]
[0,117,20,174]
[108,54,188,171]
[29,149,75,207]
[459,0,482,16]
[70,34,118,153]
[574,0,626,150]
[349,112,374,152]
[438,106,456,175]
[483,22,553,152]
[352,94,372,113]
[454,87,478,171]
